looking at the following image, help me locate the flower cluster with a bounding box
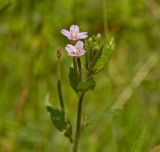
[61,25,88,56]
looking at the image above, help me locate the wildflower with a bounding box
[61,25,88,41]
[65,41,86,56]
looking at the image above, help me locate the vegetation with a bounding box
[0,0,160,152]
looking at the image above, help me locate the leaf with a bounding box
[92,45,103,68]
[46,105,73,143]
[84,41,89,69]
[131,128,146,152]
[46,106,66,131]
[95,37,115,72]
[77,77,96,92]
[69,66,79,92]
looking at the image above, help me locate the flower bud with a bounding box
[94,45,99,50]
[88,37,93,43]
[96,33,101,40]
[57,48,62,59]
[93,42,99,50]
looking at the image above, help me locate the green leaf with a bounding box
[84,40,89,69]
[46,106,66,131]
[77,77,96,92]
[92,45,103,68]
[69,66,79,92]
[84,50,89,70]
[131,128,146,152]
[95,38,115,72]
[46,105,73,143]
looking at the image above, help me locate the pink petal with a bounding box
[61,29,70,37]
[68,50,86,56]
[70,49,86,57]
[65,44,75,53]
[78,32,88,39]
[67,44,75,50]
[78,50,86,56]
[69,51,85,56]
[68,52,76,56]
[75,41,83,50]
[68,37,78,41]
[65,42,86,56]
[65,46,73,54]
[70,25,79,33]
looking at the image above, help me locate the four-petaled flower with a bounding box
[65,41,86,57]
[61,25,88,41]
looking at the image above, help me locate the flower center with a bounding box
[71,32,77,38]
[73,47,80,55]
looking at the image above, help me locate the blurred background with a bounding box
[0,0,160,151]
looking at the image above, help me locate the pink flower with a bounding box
[61,25,88,41]
[65,41,86,56]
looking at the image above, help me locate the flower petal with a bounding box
[65,41,86,56]
[75,41,83,50]
[70,25,79,34]
[67,44,75,50]
[68,52,76,56]
[78,50,86,56]
[65,46,73,54]
[78,32,88,39]
[65,44,75,56]
[61,29,70,37]
[65,44,74,53]
[68,50,85,56]
[68,37,78,41]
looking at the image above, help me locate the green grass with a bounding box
[0,0,160,151]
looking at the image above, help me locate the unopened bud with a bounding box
[57,48,62,59]
[88,37,93,43]
[94,45,99,50]
[93,42,98,50]
[96,33,101,40]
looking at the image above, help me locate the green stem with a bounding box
[72,57,84,152]
[57,80,65,115]
[72,92,85,152]
[73,57,79,82]
[57,48,65,115]
[77,58,82,81]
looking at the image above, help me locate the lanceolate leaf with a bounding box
[95,38,115,72]
[92,45,103,68]
[69,67,79,92]
[77,77,96,92]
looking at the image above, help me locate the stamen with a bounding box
[73,47,80,55]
